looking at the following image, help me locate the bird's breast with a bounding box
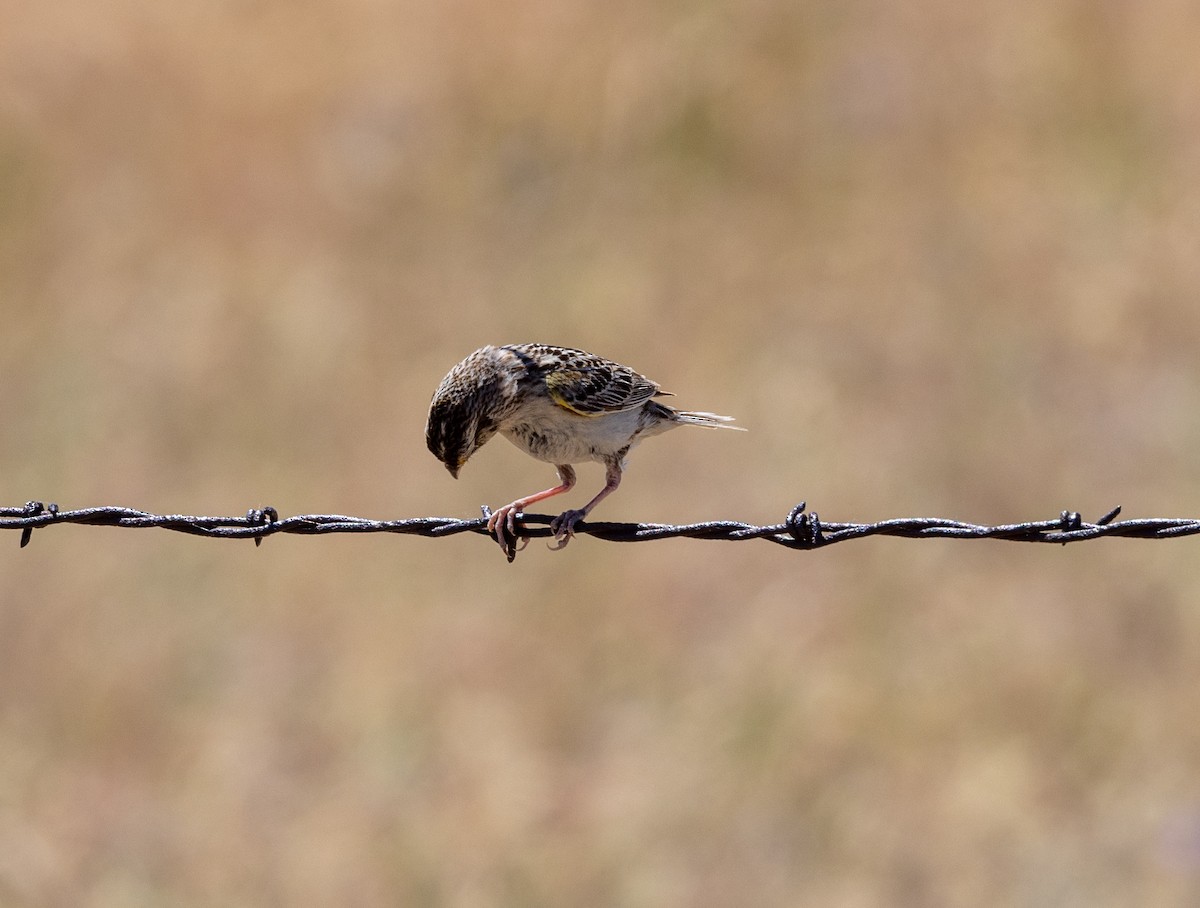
[500,403,647,465]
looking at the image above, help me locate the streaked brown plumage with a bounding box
[426,344,744,553]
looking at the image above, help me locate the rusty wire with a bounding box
[4,500,1198,562]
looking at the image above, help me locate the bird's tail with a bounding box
[672,410,747,431]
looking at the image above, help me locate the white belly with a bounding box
[499,400,649,465]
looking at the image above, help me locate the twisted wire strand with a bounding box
[3,500,1196,561]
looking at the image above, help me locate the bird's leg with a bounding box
[549,460,623,550]
[488,464,576,552]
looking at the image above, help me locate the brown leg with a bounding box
[487,464,576,552]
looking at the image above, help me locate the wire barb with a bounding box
[246,506,279,547]
[4,501,1199,561]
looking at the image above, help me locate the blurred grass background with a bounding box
[3,0,1200,904]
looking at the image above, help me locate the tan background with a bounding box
[3,0,1200,904]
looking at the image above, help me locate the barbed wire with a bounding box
[3,500,1199,562]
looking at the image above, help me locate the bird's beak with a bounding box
[446,462,460,479]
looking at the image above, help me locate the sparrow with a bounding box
[426,343,744,554]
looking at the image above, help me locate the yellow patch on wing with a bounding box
[546,370,603,416]
[544,366,662,416]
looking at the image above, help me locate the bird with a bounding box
[426,343,744,554]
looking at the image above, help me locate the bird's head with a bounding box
[425,348,507,478]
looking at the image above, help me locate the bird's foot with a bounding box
[487,502,531,556]
[548,509,588,550]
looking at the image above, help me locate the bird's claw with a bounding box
[487,503,531,557]
[548,509,587,550]
[485,505,587,556]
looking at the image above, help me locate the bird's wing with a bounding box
[542,353,664,416]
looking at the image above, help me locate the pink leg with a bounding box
[488,464,576,552]
[549,460,623,549]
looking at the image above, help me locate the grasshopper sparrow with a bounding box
[426,343,744,553]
